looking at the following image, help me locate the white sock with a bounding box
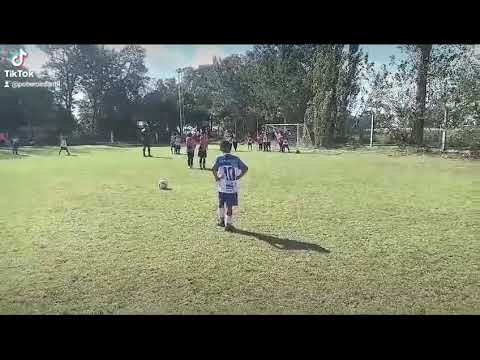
[218,208,225,222]
[225,215,232,225]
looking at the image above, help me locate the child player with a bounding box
[257,133,263,151]
[170,133,176,154]
[198,130,208,170]
[186,132,196,168]
[263,132,268,152]
[283,136,290,152]
[212,140,249,232]
[59,135,71,156]
[11,136,20,155]
[175,133,182,154]
[247,135,253,151]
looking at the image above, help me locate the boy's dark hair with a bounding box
[220,140,232,153]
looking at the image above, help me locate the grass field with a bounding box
[1,144,479,314]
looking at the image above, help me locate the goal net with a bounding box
[262,123,313,150]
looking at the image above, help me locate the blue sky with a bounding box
[24,44,404,80]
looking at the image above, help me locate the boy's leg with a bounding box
[59,148,62,155]
[67,147,71,155]
[147,145,152,157]
[224,193,238,231]
[225,206,234,231]
[188,152,193,167]
[143,145,147,157]
[217,194,225,226]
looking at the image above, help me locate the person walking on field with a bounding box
[141,125,152,157]
[170,133,176,154]
[59,135,71,156]
[198,131,209,170]
[278,131,284,152]
[175,133,182,154]
[11,136,19,155]
[263,132,269,152]
[232,134,238,152]
[186,132,196,168]
[247,135,253,151]
[257,133,263,151]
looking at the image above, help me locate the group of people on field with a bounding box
[2,134,72,156]
[248,130,290,153]
[169,129,210,169]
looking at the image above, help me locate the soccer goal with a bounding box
[262,123,313,150]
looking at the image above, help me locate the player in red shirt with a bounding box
[198,131,209,170]
[247,135,253,151]
[257,134,263,151]
[277,132,284,152]
[186,133,196,168]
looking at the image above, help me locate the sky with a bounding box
[22,44,405,80]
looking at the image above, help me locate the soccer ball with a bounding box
[158,179,168,190]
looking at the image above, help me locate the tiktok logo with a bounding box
[11,49,28,67]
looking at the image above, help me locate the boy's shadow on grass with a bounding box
[234,228,330,254]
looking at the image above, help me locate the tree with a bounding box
[336,45,366,139]
[75,45,149,138]
[413,45,432,145]
[311,45,344,147]
[41,45,82,121]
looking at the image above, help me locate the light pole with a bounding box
[176,68,184,136]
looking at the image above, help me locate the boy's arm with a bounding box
[236,160,248,180]
[212,159,221,181]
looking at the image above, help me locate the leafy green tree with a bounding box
[311,45,344,147]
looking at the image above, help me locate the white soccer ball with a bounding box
[158,179,168,190]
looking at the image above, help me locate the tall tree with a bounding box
[336,45,365,138]
[41,45,82,121]
[413,45,432,145]
[311,45,344,147]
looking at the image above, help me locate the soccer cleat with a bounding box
[224,224,235,232]
[217,220,225,227]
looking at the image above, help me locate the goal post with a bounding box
[262,123,313,150]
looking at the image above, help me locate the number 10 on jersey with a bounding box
[223,166,236,181]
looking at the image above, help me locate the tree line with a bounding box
[1,44,478,147]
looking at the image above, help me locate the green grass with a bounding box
[1,145,479,314]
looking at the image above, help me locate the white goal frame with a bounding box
[262,123,312,149]
[263,123,301,145]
